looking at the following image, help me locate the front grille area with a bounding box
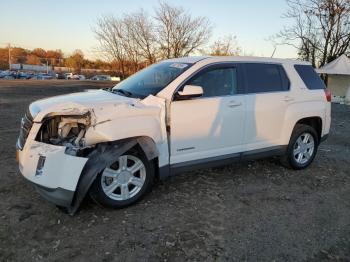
[16,109,34,150]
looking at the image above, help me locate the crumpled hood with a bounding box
[29,89,138,122]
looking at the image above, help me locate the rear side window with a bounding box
[294,65,326,90]
[244,63,290,93]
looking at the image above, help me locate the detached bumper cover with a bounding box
[18,139,88,209]
[34,184,74,207]
[320,134,329,143]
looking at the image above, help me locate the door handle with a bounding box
[228,101,242,107]
[283,96,294,102]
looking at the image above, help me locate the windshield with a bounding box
[112,62,192,98]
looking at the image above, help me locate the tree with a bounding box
[11,47,28,64]
[0,48,9,69]
[274,0,350,67]
[208,35,241,56]
[93,2,212,77]
[94,15,129,77]
[46,49,63,66]
[26,54,41,65]
[155,2,212,59]
[66,49,85,73]
[124,10,158,64]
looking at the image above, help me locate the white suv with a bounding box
[16,56,331,214]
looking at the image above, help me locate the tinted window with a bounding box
[294,65,326,90]
[187,67,238,97]
[244,63,290,93]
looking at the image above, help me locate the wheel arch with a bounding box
[67,136,160,215]
[282,101,325,146]
[294,117,322,142]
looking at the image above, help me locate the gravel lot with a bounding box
[0,80,349,261]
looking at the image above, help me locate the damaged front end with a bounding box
[35,112,92,156]
[17,100,162,215]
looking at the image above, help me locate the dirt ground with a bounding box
[0,80,349,262]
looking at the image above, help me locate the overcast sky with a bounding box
[0,0,296,59]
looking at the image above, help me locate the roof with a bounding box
[317,54,350,75]
[164,56,209,64]
[164,56,310,65]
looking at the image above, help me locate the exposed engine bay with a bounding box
[35,112,91,148]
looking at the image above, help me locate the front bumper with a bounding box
[17,127,88,207]
[33,183,75,207]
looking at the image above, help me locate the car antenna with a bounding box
[271,46,277,58]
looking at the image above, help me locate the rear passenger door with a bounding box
[243,63,291,151]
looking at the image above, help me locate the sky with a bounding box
[0,0,297,60]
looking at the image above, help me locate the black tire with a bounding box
[280,124,319,170]
[89,149,155,208]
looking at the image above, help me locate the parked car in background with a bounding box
[64,73,73,79]
[0,70,15,79]
[111,76,121,82]
[16,56,331,214]
[71,74,86,80]
[17,72,33,79]
[56,73,65,79]
[91,75,111,81]
[35,73,54,80]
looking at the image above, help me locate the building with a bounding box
[317,54,350,102]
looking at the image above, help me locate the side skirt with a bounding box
[159,145,287,179]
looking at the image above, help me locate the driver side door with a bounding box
[169,63,246,165]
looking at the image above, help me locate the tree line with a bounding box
[0,47,113,73]
[2,0,349,76]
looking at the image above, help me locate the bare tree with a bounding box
[94,16,128,77]
[208,35,241,56]
[94,2,212,76]
[124,11,158,64]
[274,0,350,67]
[154,2,212,59]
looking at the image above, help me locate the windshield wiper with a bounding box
[112,89,133,97]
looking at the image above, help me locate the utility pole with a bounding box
[8,43,11,70]
[46,59,49,74]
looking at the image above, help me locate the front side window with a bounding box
[112,62,192,98]
[244,63,290,93]
[186,67,239,97]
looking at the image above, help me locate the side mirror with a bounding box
[176,85,203,100]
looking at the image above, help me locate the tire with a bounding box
[280,124,319,170]
[89,149,155,208]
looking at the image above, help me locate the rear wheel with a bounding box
[89,149,154,208]
[280,124,318,169]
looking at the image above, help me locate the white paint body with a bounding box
[17,56,331,194]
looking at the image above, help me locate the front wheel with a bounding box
[280,124,319,170]
[89,150,155,208]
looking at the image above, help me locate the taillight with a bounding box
[324,89,331,102]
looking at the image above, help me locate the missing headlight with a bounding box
[36,113,90,148]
